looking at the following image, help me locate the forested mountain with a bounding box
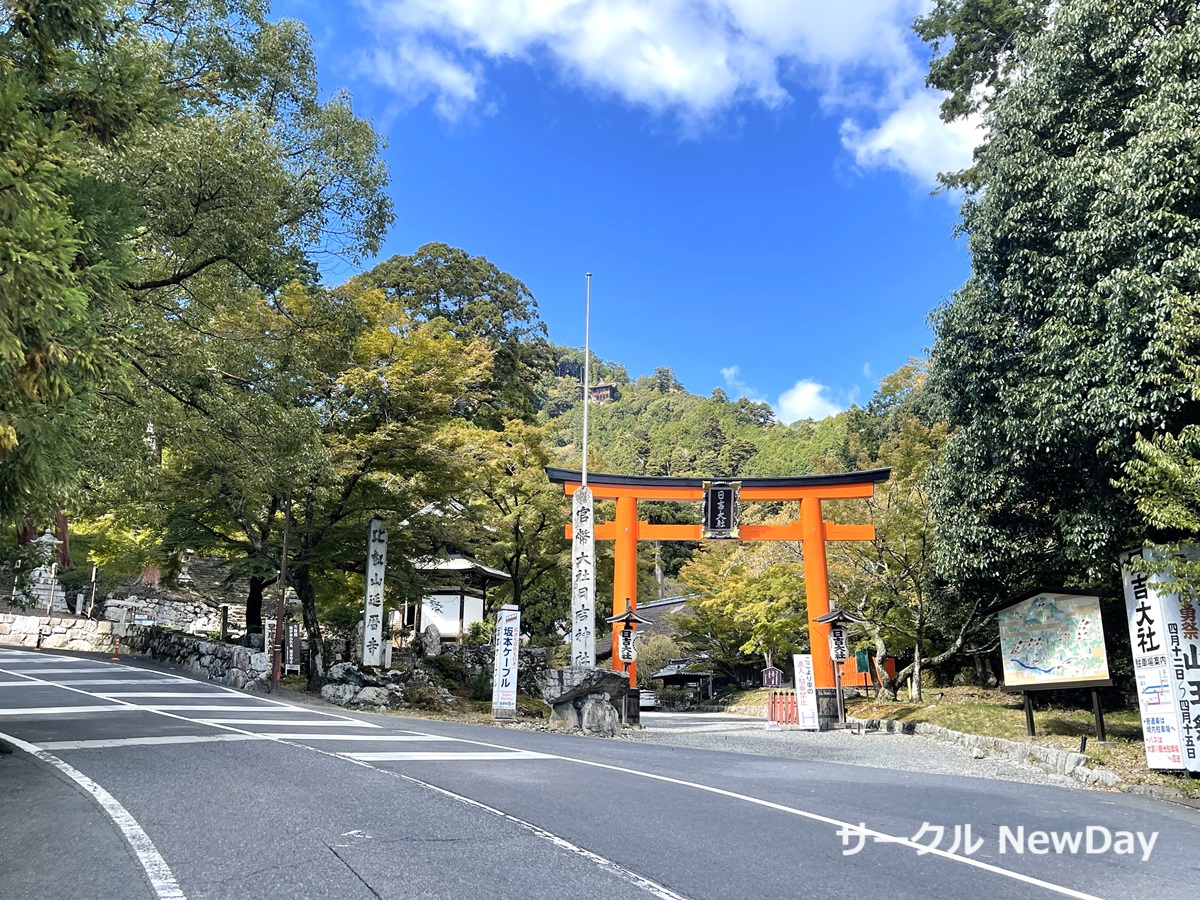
[537,353,854,481]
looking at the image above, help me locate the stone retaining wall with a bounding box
[0,612,268,690]
[103,594,246,635]
[0,611,122,652]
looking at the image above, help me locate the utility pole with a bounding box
[271,492,291,690]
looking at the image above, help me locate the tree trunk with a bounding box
[910,634,923,701]
[974,653,998,689]
[246,576,266,635]
[294,567,325,691]
[869,627,898,700]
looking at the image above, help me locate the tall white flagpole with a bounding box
[582,273,591,487]
[571,273,596,667]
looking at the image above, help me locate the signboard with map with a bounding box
[995,589,1112,691]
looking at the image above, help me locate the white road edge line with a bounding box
[0,730,187,900]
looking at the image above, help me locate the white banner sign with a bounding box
[792,653,820,730]
[362,517,387,666]
[492,605,521,715]
[571,486,596,667]
[1122,549,1200,773]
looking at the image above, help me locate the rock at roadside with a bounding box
[351,686,395,708]
[321,683,357,706]
[537,666,629,736]
[327,662,366,687]
[579,696,620,737]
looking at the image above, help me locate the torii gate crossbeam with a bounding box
[547,467,890,722]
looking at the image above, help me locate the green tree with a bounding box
[675,543,808,677]
[1,0,392,528]
[928,0,1200,601]
[0,1,148,522]
[350,243,550,426]
[449,420,569,613]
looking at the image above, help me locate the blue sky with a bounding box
[276,1,979,421]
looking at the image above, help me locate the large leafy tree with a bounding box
[448,419,569,613]
[0,1,148,522]
[928,0,1200,600]
[1,0,392,530]
[349,243,551,426]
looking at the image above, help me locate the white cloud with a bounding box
[361,42,482,121]
[777,379,843,423]
[719,365,768,403]
[862,362,873,379]
[354,0,978,184]
[840,91,984,185]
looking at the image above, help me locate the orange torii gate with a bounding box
[547,467,890,709]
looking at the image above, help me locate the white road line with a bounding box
[39,734,268,750]
[344,761,691,900]
[93,692,239,698]
[0,666,124,674]
[342,750,551,761]
[559,756,1105,900]
[137,705,280,712]
[0,705,127,715]
[16,678,195,686]
[0,730,187,900]
[197,718,381,727]
[266,734,464,742]
[0,657,91,664]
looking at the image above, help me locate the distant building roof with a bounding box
[412,554,510,585]
[597,595,691,659]
[651,657,713,680]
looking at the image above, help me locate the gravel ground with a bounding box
[627,712,1082,788]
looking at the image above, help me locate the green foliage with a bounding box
[928,0,1200,600]
[636,634,683,687]
[464,619,493,647]
[1120,427,1200,598]
[422,654,468,689]
[469,667,493,701]
[2,0,392,528]
[914,0,1049,122]
[674,542,808,675]
[348,243,550,426]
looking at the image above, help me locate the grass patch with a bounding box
[847,686,1199,798]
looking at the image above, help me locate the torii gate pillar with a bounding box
[612,496,640,684]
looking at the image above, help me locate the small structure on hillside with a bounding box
[394,554,510,643]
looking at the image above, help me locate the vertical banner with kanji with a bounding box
[1122,548,1200,773]
[492,604,521,717]
[362,517,387,667]
[571,486,595,667]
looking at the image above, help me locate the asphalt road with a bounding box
[2,647,1198,900]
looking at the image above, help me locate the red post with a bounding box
[800,497,834,690]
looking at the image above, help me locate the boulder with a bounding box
[320,683,357,706]
[537,666,629,706]
[351,686,394,708]
[327,662,366,687]
[580,695,621,737]
[421,623,442,657]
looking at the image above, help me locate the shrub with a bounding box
[422,654,468,688]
